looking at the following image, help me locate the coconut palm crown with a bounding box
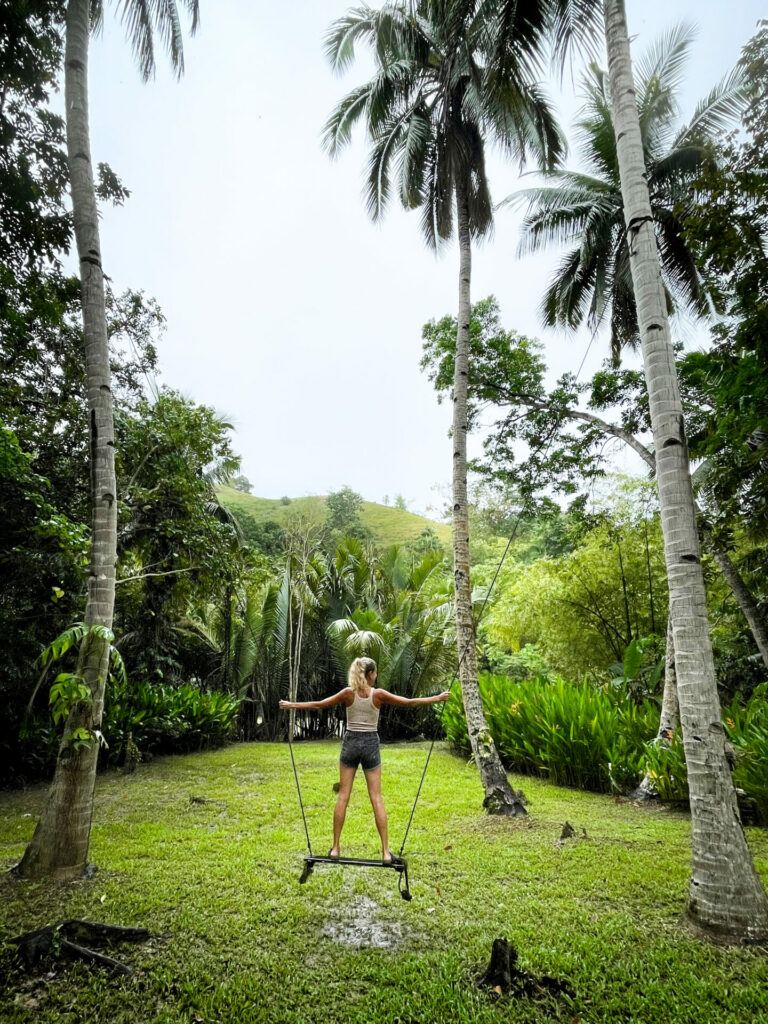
[323,0,565,248]
[508,24,747,363]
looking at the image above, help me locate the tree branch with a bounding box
[116,567,198,585]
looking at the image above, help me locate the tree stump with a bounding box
[477,938,572,1000]
[478,937,518,995]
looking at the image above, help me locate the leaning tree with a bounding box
[599,0,768,942]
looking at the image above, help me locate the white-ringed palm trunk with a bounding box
[633,614,679,800]
[17,0,116,880]
[453,181,526,816]
[604,0,768,942]
[658,614,679,735]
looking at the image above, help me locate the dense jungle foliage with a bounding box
[1,6,766,831]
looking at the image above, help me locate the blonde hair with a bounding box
[348,657,377,695]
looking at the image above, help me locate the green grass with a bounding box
[1,742,767,1023]
[217,487,452,547]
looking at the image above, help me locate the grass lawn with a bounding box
[1,741,767,1024]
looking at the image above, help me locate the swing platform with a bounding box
[299,854,411,900]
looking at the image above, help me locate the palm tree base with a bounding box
[482,784,528,817]
[684,908,768,947]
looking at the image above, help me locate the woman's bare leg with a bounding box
[364,766,390,861]
[331,765,357,856]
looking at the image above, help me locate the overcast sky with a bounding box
[82,0,763,516]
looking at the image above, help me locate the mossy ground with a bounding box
[1,741,767,1023]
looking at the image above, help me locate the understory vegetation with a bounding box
[3,0,768,980]
[443,676,768,822]
[1,743,767,1024]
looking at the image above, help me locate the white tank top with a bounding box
[345,690,380,733]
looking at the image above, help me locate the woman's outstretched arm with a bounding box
[375,689,451,708]
[279,688,353,711]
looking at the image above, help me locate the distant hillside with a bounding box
[217,486,452,548]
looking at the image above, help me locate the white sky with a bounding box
[82,0,763,517]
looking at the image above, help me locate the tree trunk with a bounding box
[659,614,679,734]
[604,0,768,942]
[700,522,768,670]
[453,182,525,816]
[16,0,116,881]
[633,614,678,800]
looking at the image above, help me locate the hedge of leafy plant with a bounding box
[13,681,242,781]
[641,684,768,822]
[442,675,768,822]
[102,680,242,764]
[442,675,657,794]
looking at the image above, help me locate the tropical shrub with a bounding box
[442,674,658,793]
[726,685,768,823]
[444,674,768,820]
[640,734,689,802]
[102,680,242,764]
[638,689,768,820]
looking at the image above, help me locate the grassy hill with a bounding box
[217,486,452,548]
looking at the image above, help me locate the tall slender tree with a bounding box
[17,0,200,880]
[601,0,768,941]
[324,0,564,813]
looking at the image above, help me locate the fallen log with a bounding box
[11,920,150,975]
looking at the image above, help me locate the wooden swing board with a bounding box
[304,855,407,872]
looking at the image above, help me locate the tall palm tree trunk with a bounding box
[452,182,525,816]
[659,614,679,734]
[604,0,768,942]
[634,614,679,800]
[17,0,116,880]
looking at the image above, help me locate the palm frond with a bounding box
[324,6,378,74]
[673,67,748,148]
[512,174,615,255]
[114,0,197,82]
[575,64,618,181]
[117,0,155,81]
[365,111,410,221]
[547,0,603,75]
[419,129,453,249]
[635,21,696,103]
[399,102,432,207]
[323,83,374,157]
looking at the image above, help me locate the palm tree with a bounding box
[181,577,292,742]
[327,545,455,737]
[601,0,768,942]
[17,0,199,880]
[324,0,563,815]
[509,23,746,364]
[283,521,327,739]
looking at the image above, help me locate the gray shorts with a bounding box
[340,731,381,772]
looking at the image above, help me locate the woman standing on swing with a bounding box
[279,657,450,864]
